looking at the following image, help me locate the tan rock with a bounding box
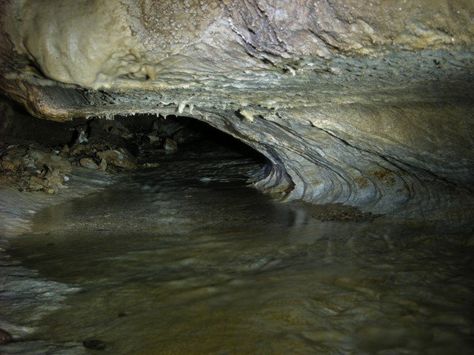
[97,149,136,170]
[0,0,473,216]
[99,158,107,171]
[79,157,99,170]
[28,176,47,191]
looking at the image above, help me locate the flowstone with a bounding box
[0,0,473,216]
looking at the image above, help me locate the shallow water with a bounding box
[4,148,474,354]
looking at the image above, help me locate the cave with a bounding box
[0,1,473,354]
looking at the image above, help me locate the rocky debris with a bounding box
[79,157,99,170]
[0,115,203,194]
[86,119,134,148]
[0,328,13,345]
[69,141,137,172]
[72,117,193,168]
[66,119,142,172]
[97,148,137,170]
[0,146,71,194]
[0,122,137,193]
[129,119,180,153]
[164,138,178,153]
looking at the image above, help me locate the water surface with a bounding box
[6,148,474,354]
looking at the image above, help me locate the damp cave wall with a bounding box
[0,0,473,217]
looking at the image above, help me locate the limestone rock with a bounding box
[0,1,473,216]
[97,149,137,170]
[79,157,99,170]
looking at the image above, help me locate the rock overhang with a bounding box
[0,0,473,217]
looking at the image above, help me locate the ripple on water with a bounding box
[3,156,474,354]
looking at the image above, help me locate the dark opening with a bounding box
[113,114,266,164]
[0,98,267,193]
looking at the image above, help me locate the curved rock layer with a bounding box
[1,0,473,216]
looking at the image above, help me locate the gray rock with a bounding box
[0,1,473,216]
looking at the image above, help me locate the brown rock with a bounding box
[0,0,473,216]
[0,147,27,171]
[0,158,18,171]
[44,168,65,189]
[28,149,72,174]
[97,149,136,170]
[80,157,99,170]
[28,176,47,191]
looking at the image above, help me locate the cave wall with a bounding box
[0,0,473,215]
[2,0,473,88]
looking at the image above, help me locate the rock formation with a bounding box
[1,0,473,215]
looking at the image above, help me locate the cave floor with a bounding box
[2,144,474,354]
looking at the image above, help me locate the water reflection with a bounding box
[6,154,474,354]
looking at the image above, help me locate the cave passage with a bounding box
[0,102,270,196]
[1,0,474,352]
[4,142,474,354]
[1,103,474,354]
[113,113,268,168]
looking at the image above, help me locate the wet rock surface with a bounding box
[0,2,473,354]
[0,101,211,195]
[0,1,473,216]
[1,147,473,354]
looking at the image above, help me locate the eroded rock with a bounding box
[0,1,473,216]
[97,149,137,170]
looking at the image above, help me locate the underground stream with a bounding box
[0,110,473,354]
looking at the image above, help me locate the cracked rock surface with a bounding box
[0,0,473,216]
